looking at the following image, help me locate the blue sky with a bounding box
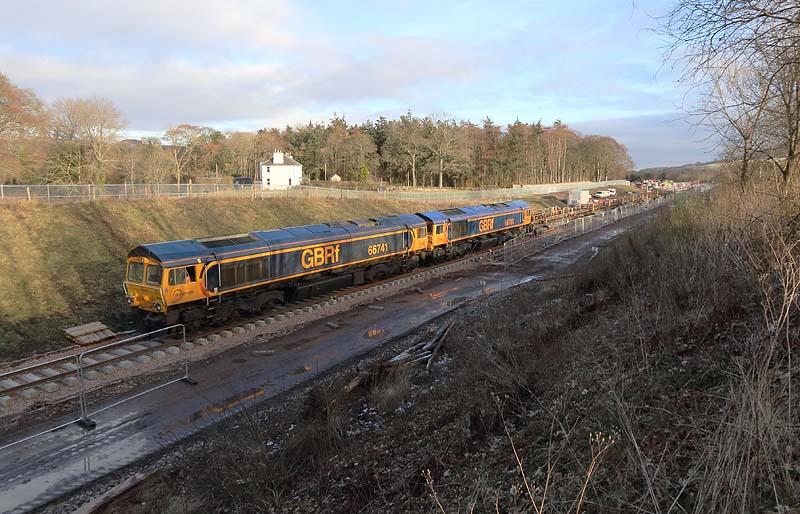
[0,0,717,168]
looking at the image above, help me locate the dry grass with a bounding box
[428,181,799,512]
[369,365,413,413]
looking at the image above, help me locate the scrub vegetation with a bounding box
[0,195,558,361]
[112,179,798,514]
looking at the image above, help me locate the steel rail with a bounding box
[0,327,184,399]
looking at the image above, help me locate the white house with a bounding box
[259,151,302,190]
[329,173,342,182]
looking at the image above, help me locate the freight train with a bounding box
[123,199,580,328]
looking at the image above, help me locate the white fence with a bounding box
[0,180,631,203]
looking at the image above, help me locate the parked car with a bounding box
[592,190,613,198]
[607,188,617,195]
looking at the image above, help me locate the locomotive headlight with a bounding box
[154,303,162,311]
[126,297,133,305]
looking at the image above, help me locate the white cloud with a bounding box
[0,0,704,166]
[1,0,302,53]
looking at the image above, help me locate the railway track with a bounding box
[0,194,667,410]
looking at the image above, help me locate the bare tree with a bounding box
[117,140,142,183]
[163,124,212,184]
[226,132,258,178]
[0,73,45,138]
[701,63,771,187]
[0,74,47,182]
[761,52,800,185]
[49,97,126,182]
[662,1,800,82]
[662,0,800,186]
[140,137,172,184]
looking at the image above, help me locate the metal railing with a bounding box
[0,325,193,451]
[0,180,633,203]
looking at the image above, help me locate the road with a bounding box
[0,208,658,514]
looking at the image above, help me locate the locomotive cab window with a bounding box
[435,225,444,234]
[127,262,144,283]
[145,265,163,286]
[168,267,189,286]
[206,265,220,291]
[416,227,427,237]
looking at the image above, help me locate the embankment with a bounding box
[0,196,557,360]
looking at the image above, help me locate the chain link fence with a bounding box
[0,180,632,203]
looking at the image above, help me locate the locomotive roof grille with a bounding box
[325,221,351,228]
[198,234,260,248]
[440,208,466,215]
[349,218,380,227]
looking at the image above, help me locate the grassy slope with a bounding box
[0,195,559,360]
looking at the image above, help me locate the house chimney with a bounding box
[273,151,284,164]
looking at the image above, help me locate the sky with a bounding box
[0,0,718,169]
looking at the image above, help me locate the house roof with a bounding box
[264,155,302,166]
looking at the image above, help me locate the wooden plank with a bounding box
[65,322,107,338]
[64,322,116,346]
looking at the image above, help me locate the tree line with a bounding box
[1,72,633,187]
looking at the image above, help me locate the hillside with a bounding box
[635,160,727,181]
[0,195,560,360]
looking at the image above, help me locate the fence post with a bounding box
[27,186,31,201]
[47,184,51,202]
[0,184,3,199]
[188,179,192,197]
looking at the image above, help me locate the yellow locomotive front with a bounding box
[124,256,167,314]
[124,254,207,324]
